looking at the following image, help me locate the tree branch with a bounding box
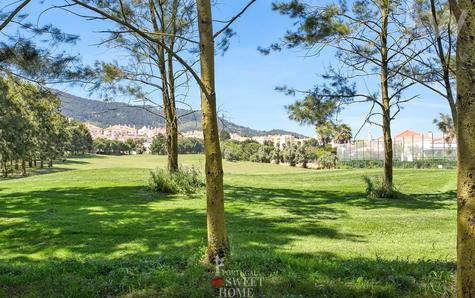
[0,0,31,32]
[213,0,256,39]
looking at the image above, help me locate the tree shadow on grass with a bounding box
[66,154,107,159]
[0,185,364,262]
[0,167,76,182]
[0,250,455,297]
[224,184,454,212]
[0,185,456,297]
[56,159,91,165]
[227,251,455,297]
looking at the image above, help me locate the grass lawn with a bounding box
[0,154,457,297]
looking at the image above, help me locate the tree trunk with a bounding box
[40,160,44,169]
[163,85,178,172]
[1,160,6,178]
[380,3,393,189]
[21,159,26,176]
[48,159,53,168]
[148,0,179,173]
[430,0,457,127]
[196,0,228,263]
[455,2,475,295]
[166,13,179,173]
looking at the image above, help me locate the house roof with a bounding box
[105,125,136,131]
[85,123,102,130]
[395,129,421,139]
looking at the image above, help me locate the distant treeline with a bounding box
[150,134,204,155]
[221,139,338,169]
[149,135,339,169]
[0,76,95,177]
[93,138,146,155]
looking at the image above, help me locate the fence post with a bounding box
[422,133,424,160]
[363,140,366,160]
[356,141,358,160]
[369,140,372,160]
[443,133,445,159]
[432,132,434,160]
[377,140,380,160]
[349,141,352,161]
[394,139,397,161]
[412,135,415,161]
[402,136,405,161]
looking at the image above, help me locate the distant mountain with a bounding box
[55,91,307,138]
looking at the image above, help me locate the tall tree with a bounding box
[265,0,421,190]
[409,0,457,125]
[90,0,197,173]
[0,77,35,176]
[446,0,475,294]
[0,75,69,176]
[196,0,228,262]
[69,0,255,261]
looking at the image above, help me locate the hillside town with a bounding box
[84,123,309,150]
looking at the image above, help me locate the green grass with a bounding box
[0,155,457,297]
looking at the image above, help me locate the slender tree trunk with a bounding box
[430,0,457,126]
[380,3,393,189]
[40,160,44,169]
[1,160,6,177]
[454,2,475,295]
[21,159,26,176]
[197,0,228,262]
[48,159,53,168]
[148,0,179,173]
[28,159,32,167]
[166,10,179,173]
[164,99,179,172]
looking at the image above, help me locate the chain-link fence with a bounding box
[335,133,457,161]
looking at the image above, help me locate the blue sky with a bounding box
[16,0,452,138]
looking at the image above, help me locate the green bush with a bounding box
[222,141,245,161]
[362,175,401,199]
[318,152,338,169]
[315,144,336,159]
[149,166,205,194]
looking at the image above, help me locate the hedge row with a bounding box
[339,159,456,169]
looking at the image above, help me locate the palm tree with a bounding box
[334,123,353,144]
[433,113,455,147]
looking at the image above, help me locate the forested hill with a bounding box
[56,90,306,137]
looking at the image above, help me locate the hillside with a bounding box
[56,90,306,137]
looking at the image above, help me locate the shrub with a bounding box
[178,137,204,154]
[362,175,401,199]
[149,166,205,194]
[150,134,167,155]
[222,141,244,161]
[318,152,338,169]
